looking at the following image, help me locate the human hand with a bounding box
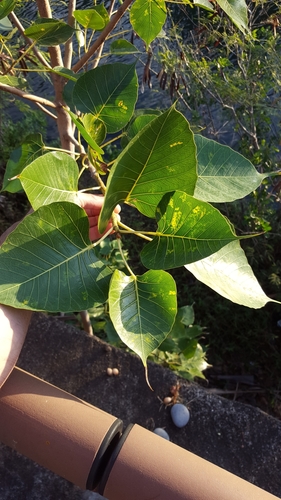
[77,192,121,240]
[0,194,120,388]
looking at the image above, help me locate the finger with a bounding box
[89,222,113,241]
[77,193,104,216]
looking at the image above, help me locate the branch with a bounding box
[0,82,57,108]
[92,0,116,69]
[35,102,57,120]
[72,0,134,73]
[36,0,63,68]
[64,0,76,69]
[35,0,74,152]
[8,12,52,69]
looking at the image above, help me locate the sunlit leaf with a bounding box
[99,107,197,232]
[0,75,26,87]
[2,134,45,193]
[0,203,112,311]
[121,114,160,147]
[185,240,280,308]
[73,63,138,133]
[73,6,109,31]
[18,152,79,210]
[52,66,78,82]
[66,109,104,156]
[24,19,75,46]
[141,191,238,269]
[130,0,167,47]
[194,135,268,202]
[0,0,17,20]
[194,0,215,12]
[82,114,106,146]
[110,39,140,55]
[108,269,177,367]
[216,0,249,33]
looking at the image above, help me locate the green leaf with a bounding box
[17,151,79,207]
[108,269,177,366]
[110,39,140,55]
[121,109,162,148]
[0,15,13,31]
[24,19,75,46]
[18,152,80,210]
[0,0,17,20]
[185,240,280,308]
[178,305,195,326]
[2,134,45,193]
[216,0,249,34]
[73,6,109,31]
[99,107,197,232]
[121,114,160,147]
[66,109,104,156]
[141,191,238,269]
[194,135,268,202]
[194,0,215,12]
[181,339,198,360]
[179,345,209,380]
[73,63,138,134]
[130,0,167,47]
[0,75,26,87]
[0,203,112,311]
[52,66,78,82]
[82,114,106,146]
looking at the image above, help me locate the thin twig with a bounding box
[64,0,76,69]
[79,310,93,336]
[92,0,116,69]
[0,83,57,108]
[72,0,134,73]
[8,11,52,69]
[35,102,57,119]
[118,221,153,241]
[36,0,63,68]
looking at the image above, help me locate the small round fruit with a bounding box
[171,403,190,428]
[153,428,170,440]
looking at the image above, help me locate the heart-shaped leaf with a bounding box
[24,19,75,46]
[216,0,249,33]
[0,203,112,311]
[73,6,108,31]
[18,152,79,210]
[185,240,280,308]
[108,269,177,367]
[2,134,45,193]
[99,107,197,232]
[141,191,238,269]
[194,135,268,202]
[130,0,167,47]
[73,63,138,134]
